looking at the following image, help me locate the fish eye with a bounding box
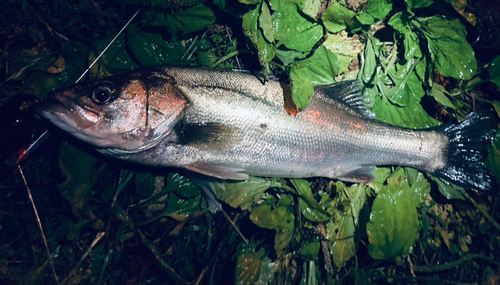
[92,87,114,105]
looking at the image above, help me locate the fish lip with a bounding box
[34,92,102,129]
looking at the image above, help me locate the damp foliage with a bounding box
[1,0,500,284]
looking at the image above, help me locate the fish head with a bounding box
[34,68,188,153]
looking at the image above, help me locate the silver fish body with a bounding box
[35,66,497,192]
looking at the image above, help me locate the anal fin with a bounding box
[338,166,377,183]
[185,164,249,181]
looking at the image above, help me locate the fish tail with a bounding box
[433,109,498,193]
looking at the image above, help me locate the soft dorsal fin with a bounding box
[316,80,375,119]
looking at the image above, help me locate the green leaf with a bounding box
[367,181,419,259]
[416,16,477,80]
[327,184,367,267]
[429,176,465,200]
[323,31,363,75]
[197,51,218,66]
[165,173,201,198]
[162,5,216,35]
[373,91,439,129]
[489,56,500,89]
[135,172,155,198]
[290,45,339,109]
[250,195,295,230]
[486,129,500,184]
[214,177,281,210]
[58,142,98,214]
[275,49,308,66]
[300,240,320,261]
[366,167,391,193]
[429,83,456,109]
[127,24,184,66]
[302,0,322,18]
[235,252,261,285]
[164,192,202,216]
[388,12,422,60]
[359,37,377,84]
[323,3,356,33]
[405,168,431,207]
[239,0,261,4]
[272,3,322,52]
[366,0,392,19]
[259,2,274,43]
[243,4,276,64]
[357,11,375,25]
[405,0,434,10]
[291,179,331,222]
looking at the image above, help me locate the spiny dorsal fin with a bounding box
[176,122,243,151]
[316,80,375,119]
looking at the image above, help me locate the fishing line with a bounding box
[75,4,145,84]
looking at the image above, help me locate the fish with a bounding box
[34,65,498,196]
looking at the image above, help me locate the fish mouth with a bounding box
[34,93,102,130]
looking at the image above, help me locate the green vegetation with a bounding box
[1,0,500,284]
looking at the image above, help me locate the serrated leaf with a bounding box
[290,45,339,109]
[323,31,363,75]
[429,176,466,200]
[367,182,419,259]
[327,184,367,266]
[214,177,280,210]
[291,179,331,222]
[429,83,456,109]
[417,16,477,80]
[366,0,392,19]
[259,2,274,42]
[272,3,322,52]
[235,252,261,285]
[323,3,356,33]
[366,167,391,192]
[357,11,375,25]
[405,168,431,207]
[164,5,216,35]
[373,92,439,129]
[250,195,294,230]
[127,24,184,66]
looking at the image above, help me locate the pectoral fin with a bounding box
[338,166,376,183]
[176,122,243,151]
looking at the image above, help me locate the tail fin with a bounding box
[433,109,498,193]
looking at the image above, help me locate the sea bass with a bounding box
[35,66,497,193]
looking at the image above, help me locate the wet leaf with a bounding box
[214,177,281,210]
[323,3,356,33]
[327,184,367,266]
[429,83,456,109]
[164,192,201,216]
[291,179,331,222]
[430,176,465,200]
[417,16,477,80]
[290,45,339,109]
[165,173,200,198]
[388,12,422,60]
[164,5,216,35]
[272,3,323,52]
[300,240,320,261]
[127,24,184,66]
[357,11,375,25]
[366,167,391,193]
[259,2,274,43]
[359,37,377,84]
[235,251,261,285]
[250,195,294,230]
[135,172,155,198]
[406,168,431,207]
[366,0,392,19]
[323,31,363,75]
[58,142,98,214]
[367,180,419,259]
[373,93,439,128]
[243,4,276,63]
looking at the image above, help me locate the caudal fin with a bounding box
[433,109,498,193]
